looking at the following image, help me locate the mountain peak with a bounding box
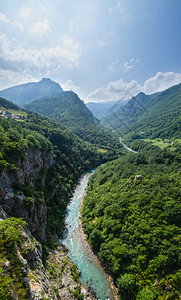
[0,78,63,106]
[41,77,55,84]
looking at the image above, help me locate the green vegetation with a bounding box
[142,138,174,150]
[0,95,123,248]
[0,218,29,299]
[116,83,181,139]
[81,143,181,299]
[0,113,104,242]
[2,81,181,299]
[101,92,158,130]
[24,91,123,153]
[0,97,20,111]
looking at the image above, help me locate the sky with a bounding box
[0,0,181,102]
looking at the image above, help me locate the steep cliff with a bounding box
[0,148,53,243]
[0,146,97,299]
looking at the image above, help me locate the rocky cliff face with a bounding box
[0,147,54,243]
[0,206,95,300]
[0,147,96,299]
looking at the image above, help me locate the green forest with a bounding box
[81,143,181,299]
[24,91,123,151]
[115,83,181,140]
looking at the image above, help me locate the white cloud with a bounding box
[108,2,124,14]
[0,13,9,23]
[87,72,181,102]
[18,6,33,21]
[12,21,24,31]
[143,72,181,94]
[0,33,81,76]
[87,78,139,102]
[29,19,51,36]
[0,69,37,90]
[107,60,118,72]
[61,80,80,92]
[0,13,24,30]
[97,40,107,48]
[124,58,141,72]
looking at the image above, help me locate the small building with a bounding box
[5,111,12,117]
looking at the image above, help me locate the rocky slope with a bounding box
[0,148,53,243]
[0,206,96,299]
[0,145,96,299]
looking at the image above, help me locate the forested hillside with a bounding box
[116,83,181,139]
[24,91,123,151]
[82,143,181,299]
[100,92,158,130]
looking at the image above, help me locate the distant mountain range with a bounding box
[0,78,122,152]
[120,82,181,139]
[0,78,63,106]
[2,77,181,145]
[100,91,159,130]
[86,99,128,119]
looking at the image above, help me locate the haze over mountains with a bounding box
[0,78,63,106]
[101,91,160,130]
[120,82,181,139]
[1,77,181,143]
[0,76,181,299]
[86,99,128,119]
[0,77,128,120]
[0,78,123,151]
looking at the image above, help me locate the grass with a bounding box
[0,107,27,116]
[97,148,108,153]
[143,138,175,150]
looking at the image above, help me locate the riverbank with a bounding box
[61,172,118,299]
[78,204,119,300]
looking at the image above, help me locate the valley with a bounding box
[0,79,181,299]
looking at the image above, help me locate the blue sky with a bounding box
[0,0,181,102]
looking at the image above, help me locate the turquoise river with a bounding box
[61,170,115,299]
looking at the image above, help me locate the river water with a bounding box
[61,170,114,300]
[119,137,137,153]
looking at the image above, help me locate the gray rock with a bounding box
[4,260,10,271]
[31,292,43,300]
[133,174,142,182]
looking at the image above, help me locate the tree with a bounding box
[89,229,104,252]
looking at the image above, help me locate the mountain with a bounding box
[0,78,63,106]
[86,99,128,119]
[25,90,97,126]
[101,92,159,130]
[119,82,181,140]
[24,91,123,153]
